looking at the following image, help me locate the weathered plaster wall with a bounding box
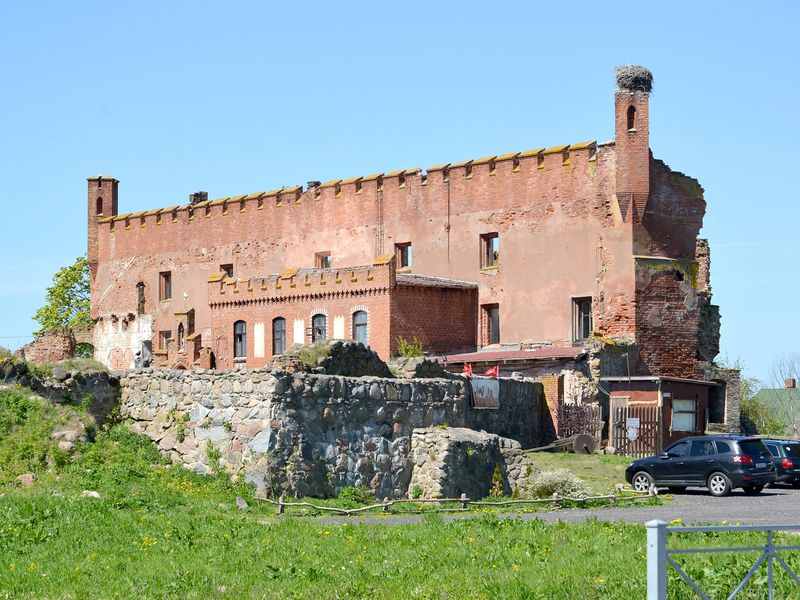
[119,368,548,498]
[93,313,153,370]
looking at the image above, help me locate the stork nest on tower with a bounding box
[615,65,653,93]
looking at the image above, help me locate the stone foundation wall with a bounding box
[119,368,548,499]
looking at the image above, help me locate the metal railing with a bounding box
[647,520,800,599]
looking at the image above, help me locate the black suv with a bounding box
[625,435,775,497]
[764,439,800,487]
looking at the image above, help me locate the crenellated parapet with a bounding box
[207,260,396,308]
[95,139,602,236]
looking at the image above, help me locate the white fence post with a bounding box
[647,520,667,600]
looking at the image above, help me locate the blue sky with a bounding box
[0,1,797,383]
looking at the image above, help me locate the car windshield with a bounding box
[738,439,769,457]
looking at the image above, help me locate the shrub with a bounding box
[525,469,591,499]
[74,343,95,359]
[0,346,12,360]
[297,342,332,369]
[396,336,423,358]
[337,486,374,506]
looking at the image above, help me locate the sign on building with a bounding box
[471,376,500,409]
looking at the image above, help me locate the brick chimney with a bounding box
[786,378,797,389]
[614,65,652,223]
[189,191,208,205]
[87,176,119,279]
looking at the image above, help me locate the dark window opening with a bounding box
[136,282,145,315]
[481,233,499,269]
[482,304,500,346]
[627,105,636,130]
[512,156,520,171]
[398,172,406,187]
[489,159,496,174]
[234,321,247,359]
[708,383,726,424]
[221,264,234,278]
[315,252,332,269]
[573,297,593,342]
[395,242,413,269]
[177,323,185,352]
[352,311,368,345]
[355,179,362,193]
[272,317,286,355]
[159,271,172,301]
[96,197,104,215]
[464,163,473,178]
[312,314,327,343]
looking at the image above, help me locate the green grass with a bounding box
[526,451,632,493]
[2,385,791,598]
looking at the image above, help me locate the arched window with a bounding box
[352,311,368,345]
[272,317,286,355]
[177,323,185,352]
[312,314,327,343]
[136,282,145,315]
[627,105,636,131]
[96,197,104,216]
[234,321,247,359]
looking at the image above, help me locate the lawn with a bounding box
[526,450,633,493]
[2,385,795,599]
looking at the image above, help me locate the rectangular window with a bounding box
[220,264,234,278]
[671,399,696,432]
[315,252,332,269]
[481,233,499,269]
[572,297,592,342]
[395,242,413,269]
[481,304,500,346]
[159,271,172,301]
[158,330,172,351]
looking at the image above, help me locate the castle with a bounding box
[87,66,738,443]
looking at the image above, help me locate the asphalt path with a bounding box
[317,484,800,527]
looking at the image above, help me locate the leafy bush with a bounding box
[396,336,423,358]
[297,342,332,369]
[0,346,12,360]
[74,343,95,359]
[740,396,785,435]
[0,388,64,483]
[337,486,374,506]
[525,469,591,499]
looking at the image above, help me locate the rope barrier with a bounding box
[257,489,654,517]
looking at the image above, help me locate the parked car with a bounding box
[764,439,800,487]
[625,435,775,497]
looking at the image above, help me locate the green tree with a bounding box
[33,256,92,335]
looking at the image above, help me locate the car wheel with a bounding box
[668,486,686,494]
[631,471,655,493]
[743,485,764,495]
[707,472,732,497]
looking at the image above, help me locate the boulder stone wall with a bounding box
[119,368,549,499]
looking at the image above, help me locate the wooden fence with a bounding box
[558,403,604,442]
[611,403,662,458]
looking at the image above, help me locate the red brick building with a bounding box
[87,66,726,428]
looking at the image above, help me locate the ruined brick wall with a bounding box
[90,73,718,384]
[634,260,704,378]
[390,283,478,356]
[20,331,76,364]
[91,140,637,369]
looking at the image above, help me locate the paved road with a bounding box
[318,485,800,527]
